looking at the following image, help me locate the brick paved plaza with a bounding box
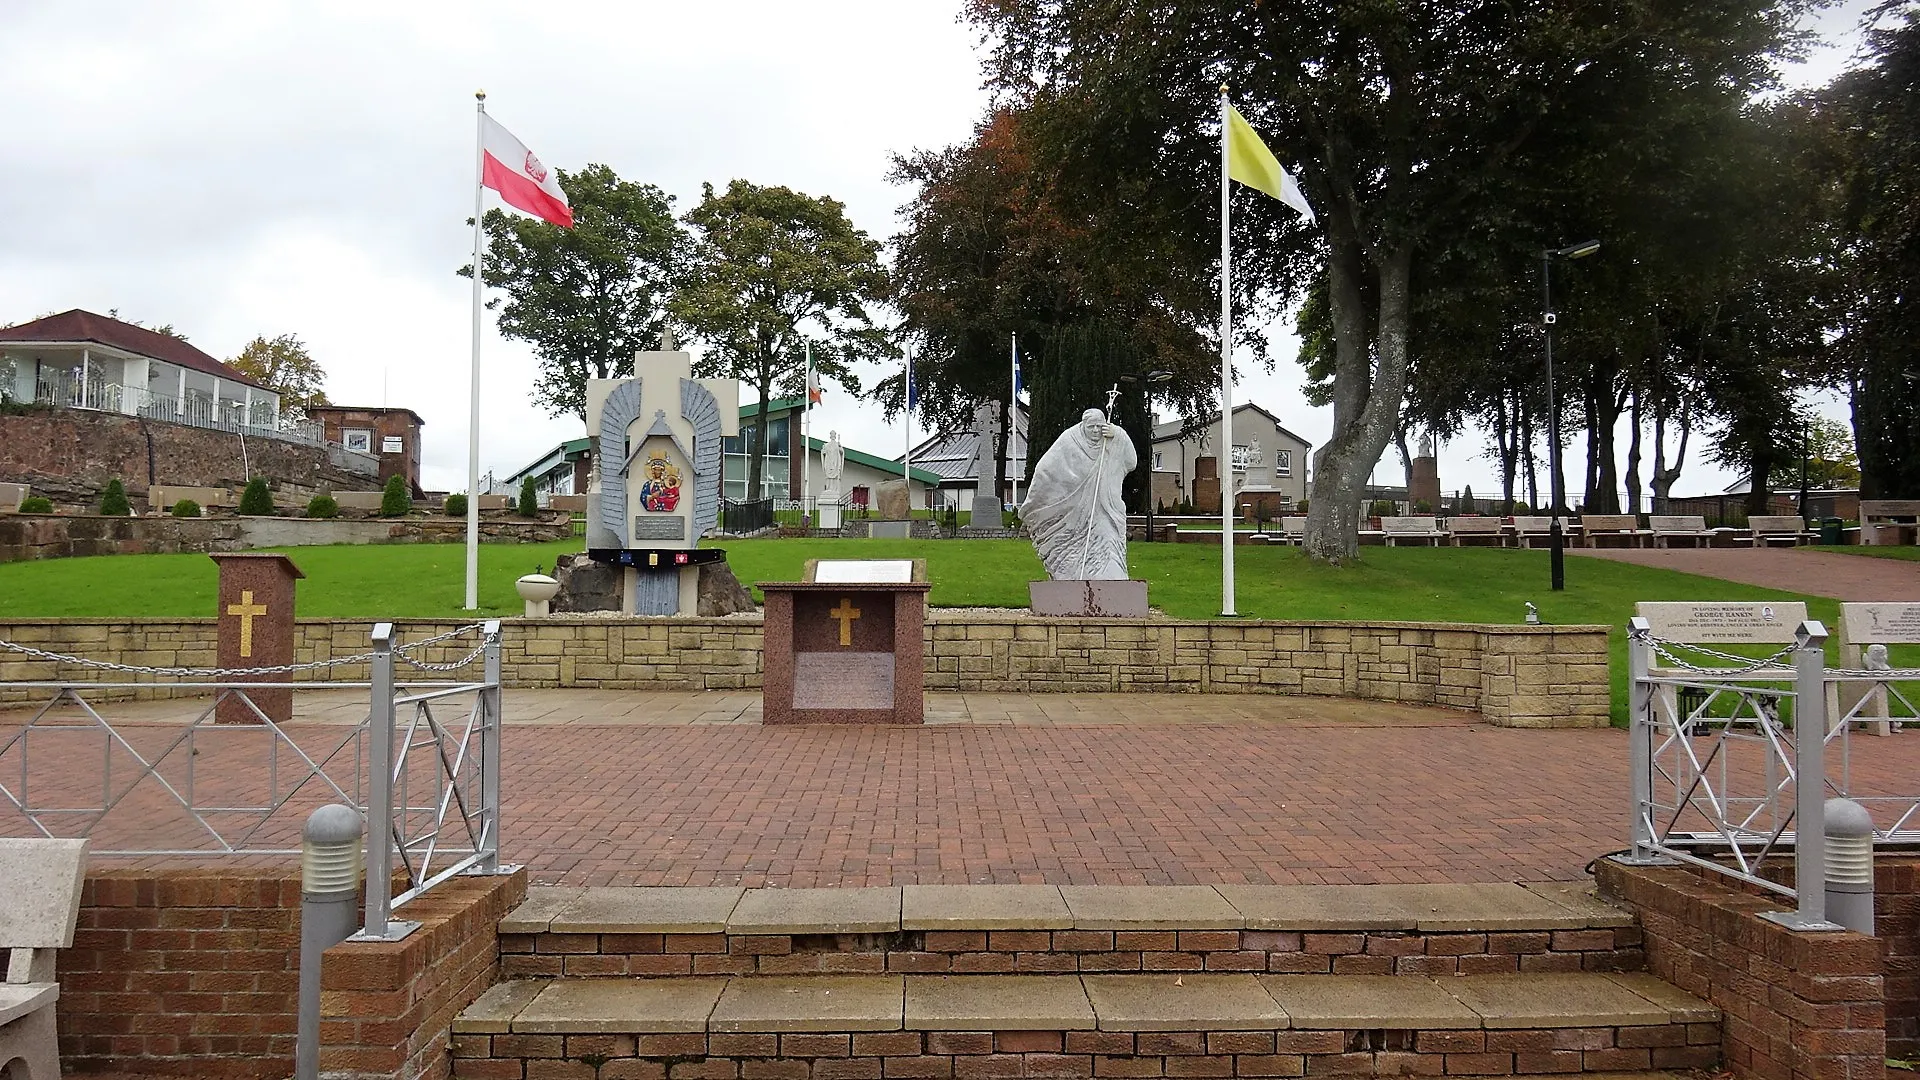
[6,688,1915,888]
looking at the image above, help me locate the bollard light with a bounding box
[1822,797,1875,936]
[297,804,365,1080]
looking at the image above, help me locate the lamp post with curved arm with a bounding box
[1543,240,1600,592]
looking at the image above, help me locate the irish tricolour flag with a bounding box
[480,114,573,228]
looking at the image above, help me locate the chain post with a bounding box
[1617,617,1668,865]
[353,623,417,941]
[1763,620,1844,932]
[479,619,502,873]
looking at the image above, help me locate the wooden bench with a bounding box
[1747,515,1810,548]
[1445,516,1506,547]
[1648,515,1714,548]
[1579,514,1646,548]
[1380,516,1445,546]
[1861,500,1920,546]
[0,839,88,1080]
[1508,516,1561,548]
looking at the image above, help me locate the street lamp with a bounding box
[1118,370,1174,542]
[1542,239,1600,592]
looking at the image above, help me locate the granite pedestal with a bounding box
[209,552,304,723]
[761,579,931,725]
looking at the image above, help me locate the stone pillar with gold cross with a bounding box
[209,552,304,723]
[758,559,931,724]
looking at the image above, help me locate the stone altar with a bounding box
[760,559,930,724]
[210,552,303,723]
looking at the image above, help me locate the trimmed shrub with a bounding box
[1412,499,1433,514]
[1370,500,1395,518]
[1295,499,1309,514]
[517,476,539,517]
[98,479,131,516]
[379,474,411,517]
[171,499,201,518]
[239,478,275,515]
[19,496,52,513]
[306,495,339,519]
[444,493,468,518]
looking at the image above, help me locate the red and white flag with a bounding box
[480,114,573,228]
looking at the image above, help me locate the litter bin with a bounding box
[1820,518,1844,545]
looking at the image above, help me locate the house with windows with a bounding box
[904,401,1029,512]
[1150,403,1312,512]
[502,397,936,510]
[0,309,286,435]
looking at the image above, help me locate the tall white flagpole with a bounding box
[1218,85,1236,617]
[465,90,486,611]
[903,348,913,509]
[802,340,812,516]
[1010,332,1019,511]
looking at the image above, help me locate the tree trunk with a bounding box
[1623,388,1643,515]
[1746,445,1773,516]
[1302,237,1413,564]
[1492,387,1518,515]
[1649,397,1690,515]
[1520,397,1539,510]
[749,376,771,501]
[1394,425,1413,489]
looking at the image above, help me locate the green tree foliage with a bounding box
[444,493,468,518]
[970,0,1799,561]
[1832,5,1920,497]
[466,164,685,422]
[379,475,410,517]
[19,496,52,513]
[306,494,338,519]
[98,479,130,516]
[228,334,330,412]
[1028,320,1155,513]
[517,477,539,518]
[171,499,201,518]
[1769,416,1863,491]
[239,478,274,516]
[672,180,890,499]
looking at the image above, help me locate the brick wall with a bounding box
[0,407,377,507]
[59,868,304,1079]
[54,865,523,1080]
[321,869,527,1080]
[0,616,1612,726]
[1882,860,1918,1059]
[1596,860,1887,1080]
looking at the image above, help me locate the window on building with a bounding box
[344,429,372,453]
[1275,449,1290,475]
[722,414,792,499]
[381,436,404,454]
[1231,445,1249,472]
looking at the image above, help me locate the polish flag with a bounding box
[480,114,573,228]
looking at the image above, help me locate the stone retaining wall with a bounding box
[0,512,573,562]
[0,616,1611,726]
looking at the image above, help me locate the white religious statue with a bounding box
[1024,408,1137,580]
[1247,439,1264,468]
[822,430,845,495]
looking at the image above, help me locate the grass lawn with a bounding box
[0,538,1864,723]
[1818,545,1920,561]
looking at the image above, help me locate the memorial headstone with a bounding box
[210,553,303,723]
[760,559,930,724]
[580,338,742,614]
[1834,602,1920,735]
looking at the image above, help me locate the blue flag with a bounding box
[906,355,918,408]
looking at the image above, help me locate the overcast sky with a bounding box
[0,0,1883,500]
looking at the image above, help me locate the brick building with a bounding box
[306,406,425,497]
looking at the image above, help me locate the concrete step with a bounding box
[498,883,1644,981]
[453,971,1719,1078]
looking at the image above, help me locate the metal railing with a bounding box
[29,371,332,447]
[0,622,505,941]
[1625,617,1920,930]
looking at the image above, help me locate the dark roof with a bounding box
[308,405,427,426]
[0,309,269,391]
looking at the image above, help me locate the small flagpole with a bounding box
[802,340,812,519]
[1219,85,1236,617]
[903,348,913,509]
[465,90,486,611]
[1009,331,1019,512]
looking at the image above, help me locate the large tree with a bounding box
[672,180,892,499]
[228,333,329,413]
[971,0,1801,562]
[465,163,684,422]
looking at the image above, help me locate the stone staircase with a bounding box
[454,883,1720,1079]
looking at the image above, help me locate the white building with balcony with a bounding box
[0,309,290,437]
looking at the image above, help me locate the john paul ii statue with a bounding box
[1023,407,1136,581]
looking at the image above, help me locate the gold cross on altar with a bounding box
[226,589,269,658]
[829,598,861,646]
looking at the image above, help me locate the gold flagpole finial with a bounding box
[475,90,487,102]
